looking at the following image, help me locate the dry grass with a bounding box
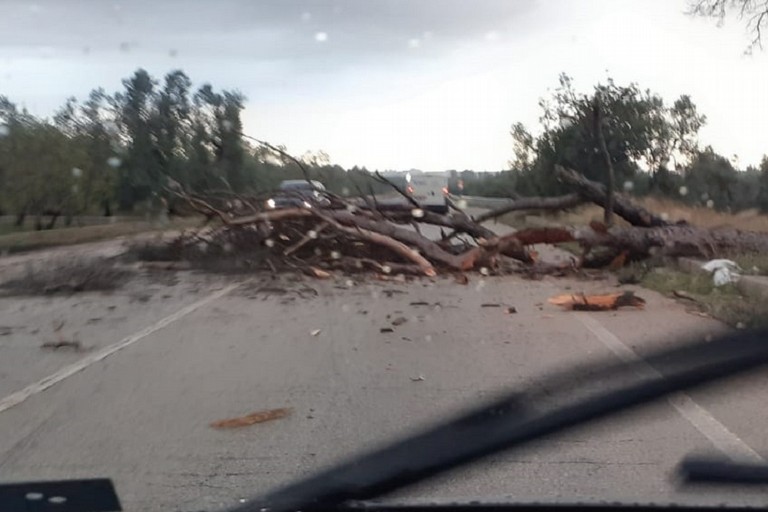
[0,257,131,295]
[0,217,202,254]
[639,266,768,328]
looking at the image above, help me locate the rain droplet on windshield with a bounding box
[265,239,275,248]
[408,38,421,49]
[71,167,83,178]
[107,156,121,168]
[314,32,328,43]
[0,124,9,137]
[678,186,688,197]
[381,265,392,274]
[457,199,468,209]
[221,119,234,132]
[623,180,634,192]
[119,42,131,52]
[330,250,341,259]
[104,120,119,135]
[706,199,715,209]
[307,230,318,239]
[301,11,311,22]
[411,208,424,218]
[169,49,178,58]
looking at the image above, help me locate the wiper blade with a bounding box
[679,454,768,484]
[227,328,768,512]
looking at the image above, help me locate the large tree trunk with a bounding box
[500,224,768,259]
[555,165,670,227]
[14,209,27,227]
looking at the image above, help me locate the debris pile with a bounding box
[155,160,768,281]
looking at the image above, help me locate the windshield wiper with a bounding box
[227,327,768,512]
[679,454,768,484]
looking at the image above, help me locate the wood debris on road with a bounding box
[210,408,291,429]
[548,291,646,311]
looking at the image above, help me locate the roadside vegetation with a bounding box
[0,216,201,254]
[639,265,768,329]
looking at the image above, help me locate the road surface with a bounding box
[1,212,767,511]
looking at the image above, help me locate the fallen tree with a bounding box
[155,140,768,280]
[554,165,670,227]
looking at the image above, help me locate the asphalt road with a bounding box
[1,212,767,511]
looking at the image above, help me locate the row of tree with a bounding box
[455,74,768,213]
[3,68,767,228]
[0,69,390,228]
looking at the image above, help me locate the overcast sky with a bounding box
[1,0,767,171]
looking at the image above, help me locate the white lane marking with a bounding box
[577,313,763,463]
[0,282,242,414]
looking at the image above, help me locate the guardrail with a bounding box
[451,195,516,209]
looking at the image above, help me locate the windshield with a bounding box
[1,1,768,511]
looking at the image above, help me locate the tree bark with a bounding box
[496,224,768,259]
[593,95,615,226]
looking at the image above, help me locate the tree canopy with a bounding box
[458,74,767,214]
[690,0,768,51]
[0,68,390,227]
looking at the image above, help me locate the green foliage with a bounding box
[1,68,394,224]
[511,74,707,197]
[757,156,768,212]
[464,73,765,214]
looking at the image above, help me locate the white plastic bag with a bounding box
[700,259,741,286]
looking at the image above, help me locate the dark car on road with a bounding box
[265,180,330,209]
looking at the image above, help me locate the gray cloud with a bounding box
[1,0,536,64]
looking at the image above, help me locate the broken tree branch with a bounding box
[555,165,670,227]
[472,194,585,224]
[312,210,437,276]
[284,222,330,256]
[374,171,422,209]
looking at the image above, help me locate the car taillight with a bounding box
[442,187,449,195]
[407,185,414,194]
